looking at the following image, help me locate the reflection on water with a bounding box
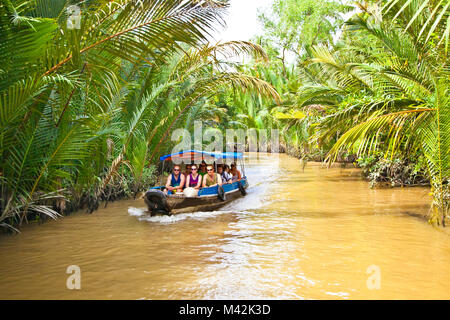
[0,153,449,299]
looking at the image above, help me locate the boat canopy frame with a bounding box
[158,150,246,185]
[159,150,244,162]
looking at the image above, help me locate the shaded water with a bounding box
[1,153,449,299]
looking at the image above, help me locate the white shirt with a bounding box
[222,171,232,182]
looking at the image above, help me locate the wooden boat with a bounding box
[144,150,248,216]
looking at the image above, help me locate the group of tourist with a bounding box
[164,162,242,195]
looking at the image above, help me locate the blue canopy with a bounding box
[159,150,243,162]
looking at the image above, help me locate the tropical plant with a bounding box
[0,0,282,231]
[99,41,279,199]
[382,0,450,52]
[289,1,449,225]
[257,0,354,69]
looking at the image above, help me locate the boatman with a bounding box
[164,165,185,194]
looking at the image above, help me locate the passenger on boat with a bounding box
[183,164,192,178]
[164,165,185,194]
[185,164,202,190]
[218,165,232,184]
[230,163,242,182]
[202,165,223,188]
[199,162,207,177]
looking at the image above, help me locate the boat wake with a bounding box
[128,207,234,223]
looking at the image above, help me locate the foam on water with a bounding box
[128,208,234,224]
[128,207,147,216]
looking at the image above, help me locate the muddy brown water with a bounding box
[1,153,449,299]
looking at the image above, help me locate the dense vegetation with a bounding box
[215,0,449,226]
[0,0,448,231]
[0,0,278,231]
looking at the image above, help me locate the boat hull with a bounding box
[145,179,248,215]
[167,187,245,214]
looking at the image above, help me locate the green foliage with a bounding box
[357,155,429,188]
[0,0,280,231]
[302,1,448,225]
[235,0,449,225]
[383,0,450,52]
[258,0,353,59]
[2,0,448,230]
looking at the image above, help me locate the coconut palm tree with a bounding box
[292,1,449,225]
[0,0,281,230]
[382,0,450,52]
[0,0,227,229]
[96,41,279,202]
